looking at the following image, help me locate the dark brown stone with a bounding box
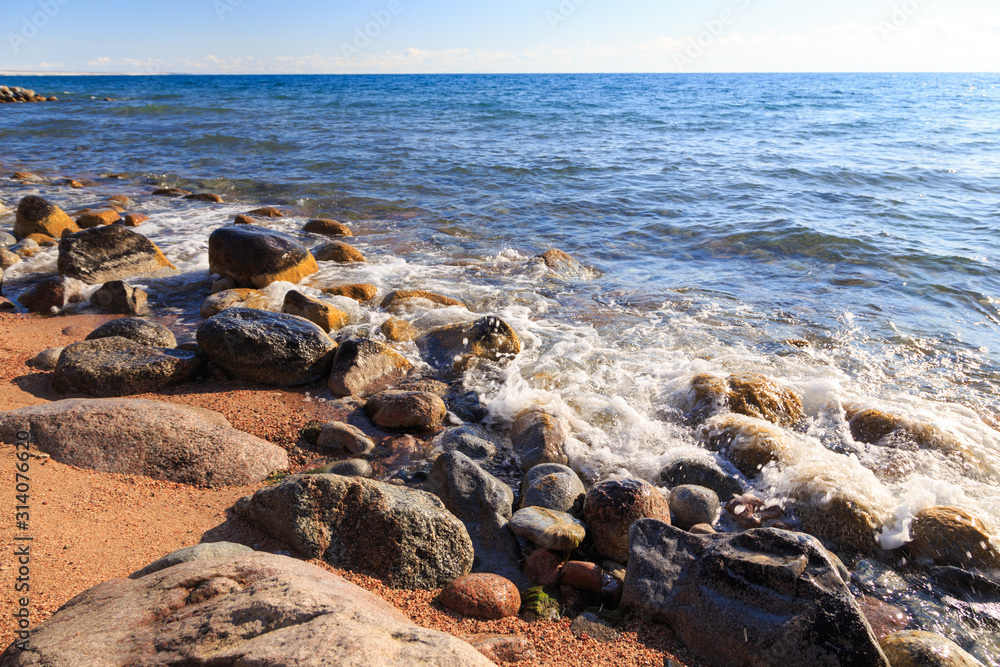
[151,187,190,197]
[584,478,672,562]
[89,281,150,315]
[17,275,85,313]
[419,316,521,374]
[511,408,569,472]
[76,208,122,229]
[726,372,804,426]
[321,283,379,301]
[14,195,80,239]
[58,225,177,285]
[208,225,318,288]
[364,390,447,432]
[381,289,465,311]
[304,218,352,236]
[328,338,412,398]
[183,192,224,203]
[314,241,366,263]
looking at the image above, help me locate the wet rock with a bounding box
[321,282,378,301]
[308,458,373,478]
[463,634,536,664]
[365,390,447,432]
[245,206,284,217]
[89,280,150,315]
[121,212,149,227]
[381,289,465,313]
[382,316,419,342]
[27,347,63,370]
[623,522,889,667]
[439,573,521,620]
[211,276,238,293]
[397,377,450,396]
[209,225,318,288]
[569,612,620,643]
[857,596,910,641]
[328,338,412,398]
[53,337,198,397]
[700,412,794,477]
[17,275,85,313]
[106,195,132,208]
[509,506,586,551]
[76,208,122,228]
[520,463,586,514]
[314,240,366,263]
[0,398,287,486]
[58,224,177,285]
[0,248,19,270]
[880,630,984,667]
[419,316,521,374]
[304,218,352,236]
[511,408,569,472]
[234,474,474,589]
[668,484,720,531]
[584,478,672,562]
[426,451,525,587]
[282,289,348,332]
[197,308,336,386]
[24,232,56,246]
[726,372,804,426]
[129,542,253,579]
[86,317,177,348]
[524,548,562,586]
[151,187,190,196]
[1,551,494,667]
[233,214,262,225]
[12,171,44,183]
[183,192,224,203]
[847,407,982,469]
[786,470,893,554]
[657,457,743,501]
[534,248,585,276]
[10,237,40,258]
[432,424,503,462]
[14,195,80,239]
[199,287,270,317]
[907,506,1000,568]
[317,421,375,456]
[0,232,16,248]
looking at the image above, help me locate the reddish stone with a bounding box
[122,213,149,227]
[690,523,717,535]
[561,561,603,592]
[524,549,562,586]
[559,585,584,615]
[462,634,536,663]
[234,214,259,225]
[857,596,910,641]
[439,573,520,620]
[245,206,284,218]
[76,209,122,229]
[583,478,672,562]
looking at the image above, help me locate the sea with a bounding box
[1,73,998,660]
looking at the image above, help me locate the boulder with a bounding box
[432,424,504,462]
[14,195,79,238]
[365,390,447,432]
[426,451,525,587]
[304,218,352,236]
[879,630,985,667]
[508,506,585,551]
[622,521,889,667]
[199,287,269,318]
[0,248,19,270]
[520,463,586,514]
[0,399,287,486]
[197,308,336,386]
[317,421,376,456]
[308,459,373,477]
[245,206,284,217]
[86,317,176,348]
[381,316,419,342]
[657,457,743,501]
[439,574,521,620]
[699,413,794,477]
[234,474,474,589]
[510,408,569,472]
[208,225,318,288]
[282,289,348,332]
[89,281,150,315]
[314,241,366,263]
[321,283,378,301]
[668,485,721,531]
[121,212,149,227]
[0,232,16,248]
[419,316,521,374]
[151,187,190,197]
[328,338,412,398]
[534,248,583,274]
[26,347,63,371]
[381,289,465,312]
[52,337,198,397]
[129,542,253,579]
[58,224,177,284]
[584,478,672,562]
[233,214,262,225]
[907,506,1000,568]
[76,208,122,228]
[847,408,982,469]
[726,372,804,426]
[183,192,224,203]
[17,276,85,313]
[0,551,495,667]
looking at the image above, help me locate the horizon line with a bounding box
[2,70,998,77]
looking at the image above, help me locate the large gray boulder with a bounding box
[426,451,526,588]
[86,317,176,348]
[197,308,336,386]
[0,551,496,667]
[235,474,473,589]
[53,337,198,397]
[0,399,288,486]
[58,224,177,284]
[622,521,889,667]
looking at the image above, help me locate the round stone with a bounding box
[439,573,521,620]
[584,478,672,563]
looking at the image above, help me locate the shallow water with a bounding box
[1,73,999,661]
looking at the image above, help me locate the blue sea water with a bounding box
[1,73,1000,659]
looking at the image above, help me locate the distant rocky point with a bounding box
[0,85,57,103]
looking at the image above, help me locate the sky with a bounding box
[2,0,999,74]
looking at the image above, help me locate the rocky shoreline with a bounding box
[0,86,57,103]
[0,174,997,666]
